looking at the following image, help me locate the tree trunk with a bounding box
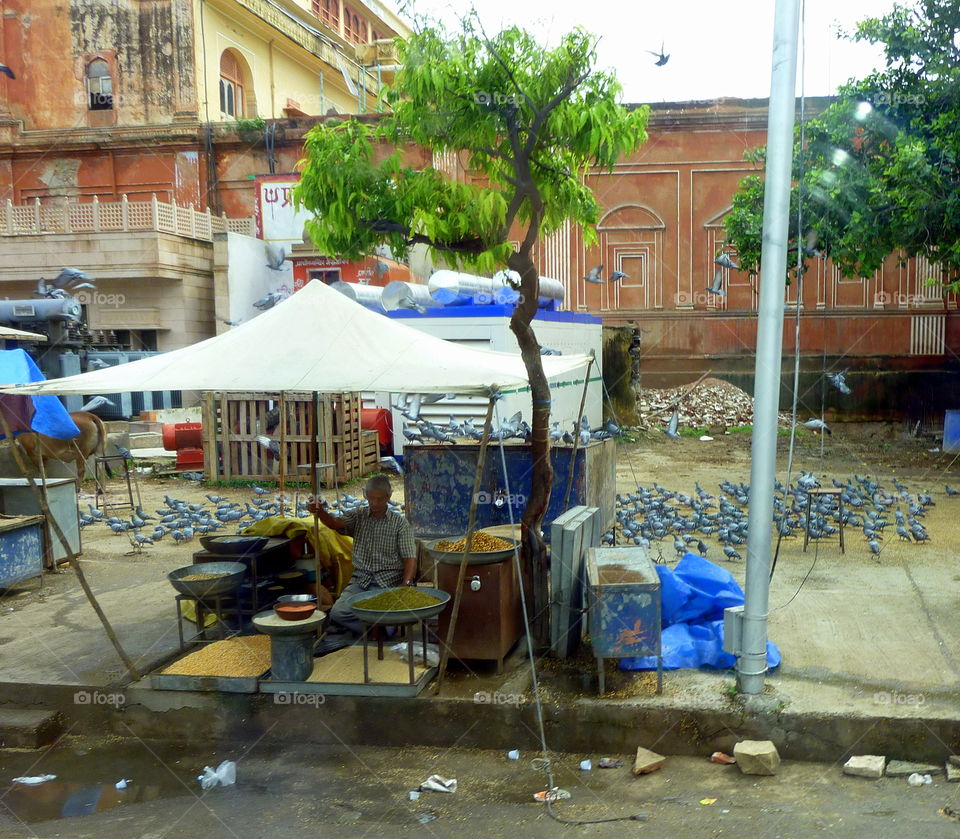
[508,250,552,650]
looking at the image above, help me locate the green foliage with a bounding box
[295,19,649,270]
[725,0,960,286]
[233,116,266,134]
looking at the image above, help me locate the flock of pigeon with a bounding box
[393,392,622,446]
[79,487,387,553]
[606,472,945,562]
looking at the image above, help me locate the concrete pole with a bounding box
[737,0,801,695]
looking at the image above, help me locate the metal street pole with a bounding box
[737,0,801,695]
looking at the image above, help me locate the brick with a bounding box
[843,755,885,779]
[734,740,780,776]
[947,764,960,783]
[0,709,64,749]
[885,760,943,777]
[632,746,666,775]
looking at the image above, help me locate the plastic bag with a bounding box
[391,642,439,667]
[198,760,237,790]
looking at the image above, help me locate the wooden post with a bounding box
[436,395,496,692]
[562,355,595,514]
[278,392,287,513]
[0,412,139,679]
[201,392,217,482]
[312,391,322,595]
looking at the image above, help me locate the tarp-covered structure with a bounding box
[0,281,591,396]
[0,349,79,439]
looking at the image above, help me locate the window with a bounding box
[86,59,113,110]
[219,51,245,118]
[309,268,341,284]
[344,8,365,42]
[312,0,339,28]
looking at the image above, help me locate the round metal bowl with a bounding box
[346,587,451,626]
[423,537,519,567]
[199,535,269,555]
[276,593,317,604]
[168,562,246,598]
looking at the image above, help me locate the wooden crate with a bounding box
[202,391,368,483]
[361,429,380,474]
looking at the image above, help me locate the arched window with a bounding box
[86,59,113,110]
[344,9,365,42]
[312,0,338,28]
[219,50,246,118]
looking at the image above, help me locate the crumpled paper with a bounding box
[419,774,457,793]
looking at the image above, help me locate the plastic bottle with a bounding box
[907,773,924,787]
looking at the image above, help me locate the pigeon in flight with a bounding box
[253,292,283,310]
[80,396,115,412]
[0,64,14,80]
[646,43,670,66]
[609,270,629,282]
[663,409,680,439]
[827,370,851,395]
[800,418,831,435]
[583,265,604,284]
[265,243,287,271]
[706,268,726,296]
[714,253,740,271]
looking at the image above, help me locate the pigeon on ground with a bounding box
[539,346,563,355]
[583,265,604,284]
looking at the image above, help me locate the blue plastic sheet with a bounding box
[620,552,781,671]
[0,349,79,440]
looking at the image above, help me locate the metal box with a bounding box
[0,478,80,565]
[549,506,600,658]
[402,438,615,540]
[0,515,44,588]
[586,546,662,694]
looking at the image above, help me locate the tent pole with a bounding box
[0,412,139,680]
[311,391,322,597]
[562,356,594,514]
[435,394,496,692]
[278,391,287,515]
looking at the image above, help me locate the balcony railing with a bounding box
[0,195,255,241]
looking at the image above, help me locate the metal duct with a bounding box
[381,281,441,312]
[427,270,565,306]
[0,298,82,323]
[330,281,386,312]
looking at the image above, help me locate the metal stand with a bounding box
[175,594,236,650]
[95,455,142,513]
[359,619,430,686]
[803,487,845,553]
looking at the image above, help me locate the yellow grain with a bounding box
[162,635,272,677]
[435,532,514,552]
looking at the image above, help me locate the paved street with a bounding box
[0,740,957,838]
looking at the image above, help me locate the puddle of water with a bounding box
[0,738,210,825]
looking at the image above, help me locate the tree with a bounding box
[295,17,648,643]
[725,0,960,285]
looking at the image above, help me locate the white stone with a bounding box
[734,740,781,775]
[843,755,886,779]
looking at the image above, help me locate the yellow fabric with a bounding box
[242,515,354,596]
[181,599,218,628]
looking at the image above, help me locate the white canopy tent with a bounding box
[0,326,47,342]
[0,280,590,396]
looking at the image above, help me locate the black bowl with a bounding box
[168,562,246,598]
[199,535,269,555]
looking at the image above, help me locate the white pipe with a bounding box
[427,269,565,305]
[738,0,801,696]
[381,281,440,312]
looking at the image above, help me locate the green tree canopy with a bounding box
[725,0,960,284]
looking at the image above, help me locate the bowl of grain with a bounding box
[423,532,518,566]
[347,587,451,625]
[168,562,247,598]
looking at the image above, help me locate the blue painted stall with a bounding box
[402,438,615,541]
[0,515,44,589]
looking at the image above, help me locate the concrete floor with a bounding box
[0,741,958,838]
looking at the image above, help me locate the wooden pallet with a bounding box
[202,392,369,483]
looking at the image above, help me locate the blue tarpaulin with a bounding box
[620,553,781,671]
[0,349,79,440]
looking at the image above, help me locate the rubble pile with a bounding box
[637,377,790,432]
